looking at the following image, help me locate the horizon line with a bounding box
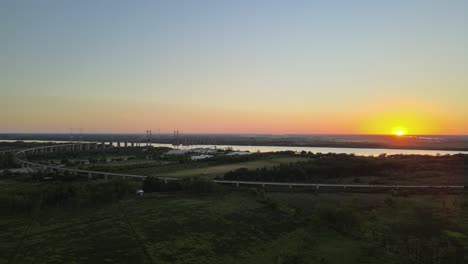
[0,132,467,137]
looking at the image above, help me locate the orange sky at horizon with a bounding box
[1,96,466,135]
[2,2,467,135]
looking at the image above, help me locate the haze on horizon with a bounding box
[1,0,467,135]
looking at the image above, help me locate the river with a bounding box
[2,140,466,156]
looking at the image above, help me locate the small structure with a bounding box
[227,151,252,156]
[167,148,219,155]
[167,149,190,155]
[191,155,213,161]
[190,148,218,154]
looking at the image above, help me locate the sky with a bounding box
[1,0,467,135]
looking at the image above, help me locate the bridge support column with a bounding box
[236,182,240,188]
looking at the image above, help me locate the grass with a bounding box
[122,156,308,178]
[1,175,467,264]
[0,190,297,264]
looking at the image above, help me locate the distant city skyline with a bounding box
[2,1,467,135]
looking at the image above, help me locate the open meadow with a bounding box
[1,172,468,264]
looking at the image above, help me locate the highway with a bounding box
[11,142,466,191]
[212,180,465,189]
[13,142,177,181]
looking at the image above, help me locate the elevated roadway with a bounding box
[11,142,466,191]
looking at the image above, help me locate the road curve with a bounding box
[13,142,177,181]
[11,142,466,190]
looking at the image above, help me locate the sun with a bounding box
[392,126,408,136]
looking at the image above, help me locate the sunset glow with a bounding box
[1,1,467,135]
[394,129,406,136]
[1,2,468,263]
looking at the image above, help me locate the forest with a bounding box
[222,153,468,185]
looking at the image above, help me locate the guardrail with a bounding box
[212,180,465,190]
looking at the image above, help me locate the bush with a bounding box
[0,153,18,169]
[0,179,135,215]
[317,207,360,235]
[142,177,216,193]
[180,178,215,193]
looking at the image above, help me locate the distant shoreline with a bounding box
[1,139,467,153]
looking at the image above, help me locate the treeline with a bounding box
[207,151,294,164]
[0,177,135,215]
[222,153,468,183]
[0,153,18,169]
[0,141,47,150]
[1,173,219,215]
[29,146,171,162]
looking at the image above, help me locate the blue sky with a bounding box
[1,0,467,134]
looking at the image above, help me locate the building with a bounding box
[167,149,190,155]
[167,148,219,155]
[226,151,252,156]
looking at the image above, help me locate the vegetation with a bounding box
[0,153,17,169]
[222,153,468,185]
[1,171,467,263]
[151,156,308,178]
[142,177,217,193]
[1,144,467,263]
[0,173,137,215]
[89,152,302,174]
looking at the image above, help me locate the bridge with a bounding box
[10,142,466,191]
[13,142,176,182]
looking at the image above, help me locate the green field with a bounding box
[2,176,467,264]
[121,157,308,178]
[1,192,295,264]
[2,150,468,263]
